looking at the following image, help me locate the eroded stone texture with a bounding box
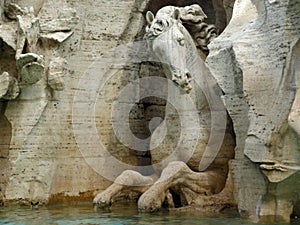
[4,0,44,16]
[0,0,149,205]
[94,3,236,215]
[0,102,12,206]
[0,72,10,98]
[207,0,300,223]
[0,0,85,204]
[0,0,299,224]
[47,57,67,91]
[0,72,20,100]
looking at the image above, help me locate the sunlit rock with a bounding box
[47,57,67,91]
[0,72,20,100]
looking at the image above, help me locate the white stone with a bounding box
[47,57,67,91]
[0,72,10,98]
[0,72,20,100]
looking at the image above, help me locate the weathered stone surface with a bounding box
[47,57,67,91]
[4,0,43,16]
[3,76,20,100]
[0,23,17,51]
[16,53,43,71]
[0,72,10,98]
[39,9,78,33]
[0,0,143,205]
[94,4,235,215]
[39,31,73,43]
[0,0,299,223]
[16,13,40,57]
[4,3,27,19]
[15,53,43,88]
[0,72,20,100]
[19,61,44,85]
[207,0,300,222]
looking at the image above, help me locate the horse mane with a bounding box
[145,5,218,53]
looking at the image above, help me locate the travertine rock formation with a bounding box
[93,2,236,216]
[0,0,149,206]
[0,0,299,224]
[207,0,300,223]
[0,72,19,100]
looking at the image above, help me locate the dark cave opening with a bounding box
[169,189,184,208]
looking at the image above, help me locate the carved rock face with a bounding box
[146,8,193,93]
[145,5,219,92]
[150,24,193,93]
[0,72,10,98]
[5,0,45,15]
[0,72,20,100]
[206,0,300,222]
[180,4,207,23]
[16,53,45,85]
[19,61,44,85]
[47,57,67,91]
[145,3,235,180]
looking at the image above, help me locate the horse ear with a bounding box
[146,11,154,25]
[173,8,180,20]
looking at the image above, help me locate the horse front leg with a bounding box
[138,161,226,212]
[93,170,154,208]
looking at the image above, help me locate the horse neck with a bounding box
[180,25,198,59]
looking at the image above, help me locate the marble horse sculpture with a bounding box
[93,5,235,212]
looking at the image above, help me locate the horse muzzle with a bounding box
[171,70,192,93]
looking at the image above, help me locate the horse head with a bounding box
[145,7,195,93]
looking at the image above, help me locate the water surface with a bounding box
[0,202,298,225]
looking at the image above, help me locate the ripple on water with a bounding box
[0,202,298,225]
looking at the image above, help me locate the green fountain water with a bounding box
[0,202,298,225]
